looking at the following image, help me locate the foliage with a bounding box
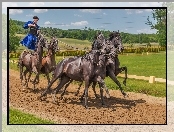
[146,9,166,47]
[9,19,21,52]
[12,19,158,44]
[9,108,55,124]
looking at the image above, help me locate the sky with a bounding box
[2,2,164,34]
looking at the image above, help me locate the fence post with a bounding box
[149,76,155,83]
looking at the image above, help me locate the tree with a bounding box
[146,9,166,47]
[9,19,20,52]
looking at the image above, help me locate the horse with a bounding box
[75,31,128,98]
[38,32,110,99]
[18,32,48,89]
[38,37,59,85]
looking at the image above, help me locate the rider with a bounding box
[20,16,40,52]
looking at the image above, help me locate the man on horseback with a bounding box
[19,16,41,74]
[20,16,40,52]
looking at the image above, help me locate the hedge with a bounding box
[9,47,166,58]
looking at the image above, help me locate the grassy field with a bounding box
[17,34,92,50]
[9,108,56,124]
[9,61,166,97]
[16,34,160,51]
[10,51,166,79]
[118,52,166,79]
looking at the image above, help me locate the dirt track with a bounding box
[9,69,166,124]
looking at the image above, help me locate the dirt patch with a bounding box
[9,69,166,124]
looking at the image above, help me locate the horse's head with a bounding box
[46,38,59,55]
[92,32,107,54]
[109,31,124,53]
[37,33,48,48]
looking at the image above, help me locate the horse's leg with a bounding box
[60,79,73,100]
[26,71,32,88]
[75,81,83,96]
[79,80,92,102]
[96,76,105,106]
[23,69,29,87]
[52,76,70,104]
[98,82,105,106]
[19,64,23,84]
[84,77,90,109]
[39,73,60,99]
[108,69,127,97]
[115,66,127,86]
[45,68,50,85]
[91,81,99,99]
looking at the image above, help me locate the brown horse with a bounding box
[18,33,48,89]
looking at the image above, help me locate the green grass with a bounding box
[17,34,92,51]
[118,52,166,79]
[105,77,166,97]
[9,108,56,124]
[9,61,166,97]
[3,114,53,132]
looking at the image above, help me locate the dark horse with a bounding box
[39,49,108,108]
[75,31,128,98]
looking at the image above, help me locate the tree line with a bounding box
[3,8,166,52]
[13,19,158,44]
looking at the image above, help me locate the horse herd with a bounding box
[18,31,128,109]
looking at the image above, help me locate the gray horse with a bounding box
[74,31,128,98]
[38,32,109,99]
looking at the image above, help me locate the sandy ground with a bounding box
[1,68,173,131]
[8,69,167,124]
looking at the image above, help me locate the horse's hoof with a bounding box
[79,98,83,103]
[123,93,128,98]
[94,95,100,99]
[85,106,88,109]
[102,104,107,108]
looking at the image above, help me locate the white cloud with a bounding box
[71,21,88,26]
[103,12,107,15]
[26,14,33,17]
[61,24,70,27]
[137,28,157,34]
[135,10,143,14]
[29,2,45,7]
[44,21,51,25]
[9,9,23,15]
[34,9,48,13]
[145,9,152,12]
[74,14,82,17]
[80,9,101,14]
[2,2,18,8]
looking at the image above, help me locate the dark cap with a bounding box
[33,16,39,20]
